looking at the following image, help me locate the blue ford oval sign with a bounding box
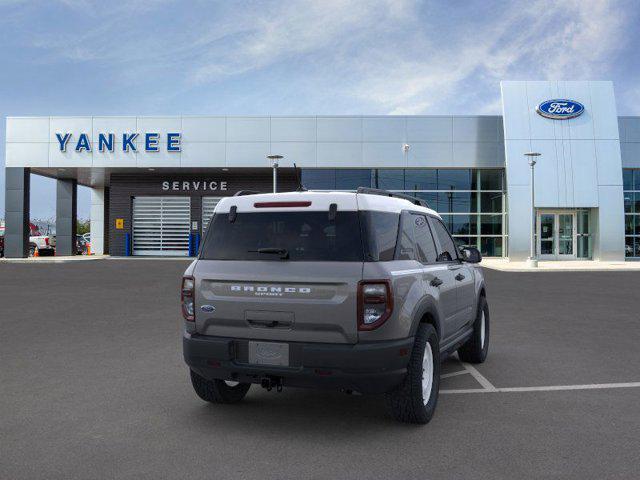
[536,99,584,120]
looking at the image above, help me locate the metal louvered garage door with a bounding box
[202,197,222,234]
[132,197,191,256]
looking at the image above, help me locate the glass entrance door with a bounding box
[537,211,577,260]
[539,213,555,256]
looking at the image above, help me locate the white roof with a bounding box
[214,191,439,217]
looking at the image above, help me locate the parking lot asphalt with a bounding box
[1,260,640,480]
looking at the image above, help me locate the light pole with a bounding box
[267,155,283,193]
[525,152,541,267]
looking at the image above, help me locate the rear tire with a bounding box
[190,370,251,404]
[385,323,440,424]
[458,296,489,364]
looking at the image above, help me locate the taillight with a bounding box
[44,237,49,246]
[357,280,393,331]
[181,276,195,321]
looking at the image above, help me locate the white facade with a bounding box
[501,81,625,261]
[5,115,504,170]
[4,79,639,260]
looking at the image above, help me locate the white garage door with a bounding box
[202,197,222,234]
[132,196,191,256]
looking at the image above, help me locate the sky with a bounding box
[1,0,639,220]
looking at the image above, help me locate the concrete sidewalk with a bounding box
[482,258,640,272]
[0,255,109,263]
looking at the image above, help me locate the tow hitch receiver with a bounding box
[260,376,283,392]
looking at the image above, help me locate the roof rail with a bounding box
[356,187,430,208]
[233,190,260,196]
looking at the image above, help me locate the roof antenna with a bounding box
[293,162,307,191]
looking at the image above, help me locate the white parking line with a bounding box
[441,370,469,379]
[460,362,497,391]
[441,382,640,394]
[440,360,640,394]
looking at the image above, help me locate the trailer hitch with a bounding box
[260,376,283,392]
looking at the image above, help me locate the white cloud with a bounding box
[349,0,629,113]
[9,0,635,114]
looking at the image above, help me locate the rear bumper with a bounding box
[183,332,414,394]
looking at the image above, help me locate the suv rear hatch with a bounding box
[194,193,363,344]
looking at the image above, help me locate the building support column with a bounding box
[90,187,105,255]
[55,179,77,256]
[4,168,30,258]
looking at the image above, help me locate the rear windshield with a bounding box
[200,211,364,261]
[200,210,401,262]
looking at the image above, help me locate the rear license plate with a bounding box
[248,341,290,367]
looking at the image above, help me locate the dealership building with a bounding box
[3,80,640,261]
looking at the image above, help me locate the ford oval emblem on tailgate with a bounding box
[200,304,216,312]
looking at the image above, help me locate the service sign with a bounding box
[55,132,181,152]
[536,99,584,120]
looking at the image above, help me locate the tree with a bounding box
[77,219,90,236]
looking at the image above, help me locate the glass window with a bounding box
[201,212,363,261]
[360,211,399,261]
[623,169,634,190]
[335,169,372,190]
[453,236,476,249]
[635,193,640,213]
[437,169,472,190]
[413,192,438,210]
[625,237,635,258]
[624,192,634,213]
[412,214,437,263]
[625,215,634,236]
[480,170,503,190]
[331,167,508,257]
[405,170,437,190]
[428,217,458,262]
[396,213,416,261]
[437,192,476,213]
[480,192,503,213]
[301,169,335,189]
[636,170,640,190]
[440,214,477,236]
[481,237,503,257]
[374,170,404,190]
[480,215,503,235]
[578,210,590,234]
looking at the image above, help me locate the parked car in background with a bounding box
[76,235,88,255]
[29,223,56,256]
[0,225,5,257]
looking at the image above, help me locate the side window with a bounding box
[429,217,458,262]
[412,214,437,263]
[361,211,400,261]
[396,212,416,260]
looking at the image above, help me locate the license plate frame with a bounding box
[248,341,290,367]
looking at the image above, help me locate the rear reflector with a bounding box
[254,201,312,208]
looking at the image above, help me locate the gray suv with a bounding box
[182,188,489,424]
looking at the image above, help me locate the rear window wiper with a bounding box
[248,247,290,260]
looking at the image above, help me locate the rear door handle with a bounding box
[430,277,443,287]
[455,273,465,281]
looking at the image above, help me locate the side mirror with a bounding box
[460,246,482,263]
